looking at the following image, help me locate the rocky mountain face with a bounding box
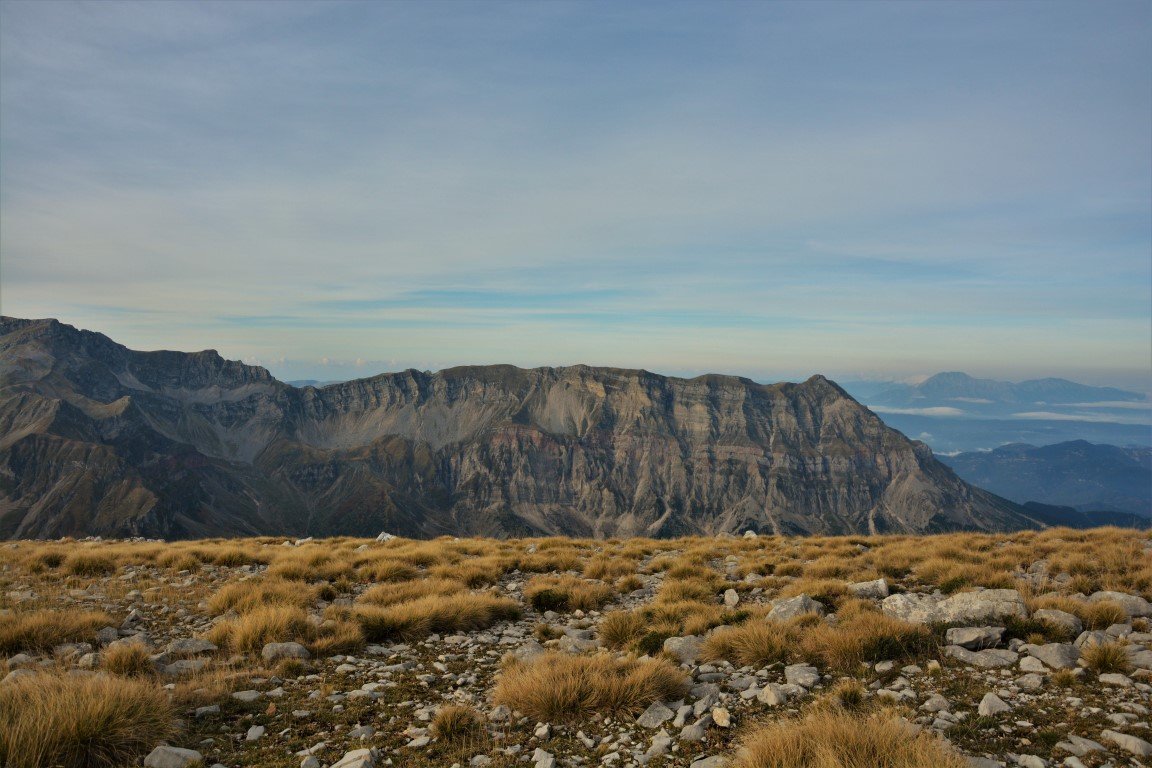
[0,317,1039,539]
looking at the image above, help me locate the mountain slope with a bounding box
[940,441,1152,517]
[0,317,1039,539]
[868,372,1144,408]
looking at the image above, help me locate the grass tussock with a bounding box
[732,709,968,768]
[430,704,486,742]
[355,593,522,641]
[702,620,799,667]
[525,575,615,612]
[0,610,114,655]
[0,673,177,768]
[63,551,117,577]
[358,578,467,607]
[101,643,155,677]
[206,579,316,615]
[1080,640,1133,674]
[800,603,934,672]
[206,605,314,654]
[493,652,688,721]
[600,610,648,649]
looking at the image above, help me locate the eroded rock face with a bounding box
[0,317,1039,539]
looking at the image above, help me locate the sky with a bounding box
[2,0,1150,389]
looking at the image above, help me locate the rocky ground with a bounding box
[1,531,1151,768]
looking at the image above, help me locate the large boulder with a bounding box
[944,626,1004,650]
[262,642,311,662]
[880,593,942,624]
[937,589,1027,624]
[1089,591,1152,618]
[663,636,703,664]
[1033,609,1083,637]
[847,578,889,599]
[768,595,826,620]
[1023,643,1079,670]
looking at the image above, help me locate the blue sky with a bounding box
[2,0,1150,388]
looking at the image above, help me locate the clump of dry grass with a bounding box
[268,550,354,582]
[600,611,648,649]
[206,605,314,654]
[493,652,688,721]
[155,550,201,571]
[732,709,968,768]
[583,556,639,580]
[102,643,155,677]
[206,579,316,615]
[63,551,117,577]
[1080,640,1133,674]
[430,704,486,742]
[525,575,615,612]
[358,578,466,607]
[0,673,177,768]
[0,610,114,655]
[309,616,366,656]
[701,620,799,667]
[799,602,934,672]
[430,558,508,587]
[24,548,66,572]
[355,593,522,641]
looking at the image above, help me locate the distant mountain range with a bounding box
[940,441,1152,518]
[0,317,1039,540]
[842,372,1151,454]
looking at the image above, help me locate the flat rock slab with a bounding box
[1023,642,1079,669]
[1101,730,1152,757]
[768,595,825,620]
[945,626,1004,650]
[945,646,1019,668]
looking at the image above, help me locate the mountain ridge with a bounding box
[0,317,1039,539]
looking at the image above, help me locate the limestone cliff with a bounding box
[0,317,1039,539]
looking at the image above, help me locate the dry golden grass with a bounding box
[1080,640,1133,673]
[102,643,155,677]
[732,709,968,768]
[600,610,648,649]
[525,575,615,612]
[430,557,509,587]
[493,652,688,721]
[358,578,466,607]
[777,578,849,607]
[155,549,201,570]
[63,550,118,576]
[799,602,934,672]
[701,620,798,667]
[206,579,316,615]
[583,556,640,580]
[0,673,177,768]
[355,593,522,641]
[206,604,314,654]
[430,704,486,742]
[267,550,354,582]
[0,610,114,655]
[657,577,719,604]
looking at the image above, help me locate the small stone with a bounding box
[262,642,311,662]
[723,589,740,608]
[945,626,1004,650]
[246,725,265,741]
[784,664,819,688]
[977,692,1011,716]
[1098,672,1132,687]
[301,758,321,768]
[144,746,204,768]
[711,707,731,728]
[636,701,674,729]
[231,690,262,703]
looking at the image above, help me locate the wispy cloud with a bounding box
[1,1,1149,384]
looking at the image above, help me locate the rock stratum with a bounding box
[0,317,1039,539]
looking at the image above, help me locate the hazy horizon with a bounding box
[2,1,1150,390]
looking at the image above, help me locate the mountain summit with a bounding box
[0,317,1038,539]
